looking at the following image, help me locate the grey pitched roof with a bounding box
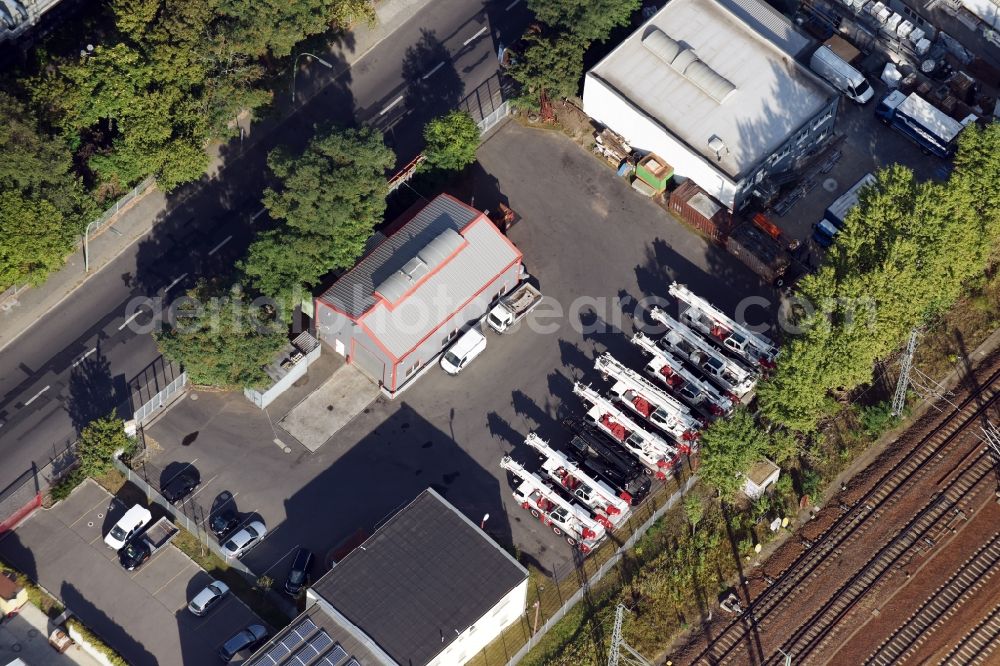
[318,195,522,359]
[318,196,481,318]
[311,488,529,666]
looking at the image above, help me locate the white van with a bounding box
[104,504,152,550]
[440,327,487,375]
[809,45,874,104]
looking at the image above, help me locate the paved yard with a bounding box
[146,119,774,580]
[0,603,99,665]
[0,479,264,666]
[773,81,948,244]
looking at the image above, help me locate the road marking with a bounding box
[118,309,145,331]
[251,208,267,221]
[24,386,50,406]
[379,95,404,116]
[187,473,218,501]
[422,61,445,80]
[208,235,232,255]
[505,0,521,9]
[72,347,97,367]
[463,26,488,45]
[164,273,188,293]
[152,562,195,597]
[258,544,302,577]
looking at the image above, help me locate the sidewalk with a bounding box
[0,0,437,355]
[0,603,100,666]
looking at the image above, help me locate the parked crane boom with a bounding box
[631,332,734,416]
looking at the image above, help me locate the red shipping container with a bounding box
[667,181,733,244]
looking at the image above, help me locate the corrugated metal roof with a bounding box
[362,217,520,358]
[586,0,833,179]
[716,0,813,57]
[311,489,528,666]
[319,196,482,318]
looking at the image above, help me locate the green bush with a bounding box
[66,618,128,666]
[78,414,135,477]
[801,469,823,504]
[858,401,899,438]
[49,468,85,501]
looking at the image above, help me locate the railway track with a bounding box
[864,532,1000,665]
[939,600,1000,665]
[773,449,996,663]
[690,364,1000,666]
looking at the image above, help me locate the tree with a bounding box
[0,93,94,289]
[527,0,639,43]
[683,494,704,535]
[698,408,769,500]
[508,32,587,108]
[155,282,287,389]
[244,126,393,305]
[422,110,480,172]
[78,413,135,477]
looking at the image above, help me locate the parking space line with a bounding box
[421,61,445,80]
[208,235,232,255]
[161,458,199,488]
[187,473,218,501]
[23,385,49,406]
[118,309,145,330]
[379,95,404,116]
[68,492,119,527]
[71,347,97,367]
[258,544,301,577]
[151,562,196,597]
[164,273,188,293]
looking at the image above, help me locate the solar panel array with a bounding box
[257,618,318,665]
[289,631,334,665]
[315,644,348,666]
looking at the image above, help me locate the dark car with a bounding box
[209,507,239,538]
[284,547,314,596]
[218,624,268,662]
[162,473,199,505]
[118,540,150,571]
[563,417,651,505]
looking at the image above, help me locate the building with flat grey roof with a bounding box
[584,0,839,211]
[315,194,523,397]
[245,488,529,666]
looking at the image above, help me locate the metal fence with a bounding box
[130,357,188,425]
[87,175,156,240]
[0,444,80,535]
[477,100,511,137]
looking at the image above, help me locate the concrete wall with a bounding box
[244,343,322,409]
[428,579,529,666]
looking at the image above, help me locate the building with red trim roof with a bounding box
[314,194,524,397]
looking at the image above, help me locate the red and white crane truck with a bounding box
[669,282,778,370]
[500,455,607,554]
[524,432,631,528]
[573,382,681,479]
[631,332,734,417]
[594,352,701,443]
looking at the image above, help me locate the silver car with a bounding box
[187,581,229,616]
[221,520,266,559]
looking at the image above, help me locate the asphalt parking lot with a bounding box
[145,119,775,579]
[0,479,264,666]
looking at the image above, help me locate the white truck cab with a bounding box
[440,327,487,375]
[104,504,153,550]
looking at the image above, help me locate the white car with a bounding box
[221,520,266,559]
[187,580,229,616]
[103,504,152,551]
[440,328,487,375]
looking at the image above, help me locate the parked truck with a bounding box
[486,281,543,333]
[809,44,874,104]
[813,172,876,247]
[875,90,963,158]
[118,516,178,571]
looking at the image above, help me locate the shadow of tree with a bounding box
[65,342,128,433]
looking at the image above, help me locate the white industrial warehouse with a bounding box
[583,0,841,211]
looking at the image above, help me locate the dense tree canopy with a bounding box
[698,409,773,500]
[527,0,639,43]
[78,413,136,476]
[759,125,1000,432]
[242,125,393,312]
[24,0,371,194]
[156,283,287,389]
[508,32,588,107]
[0,93,94,289]
[421,110,480,172]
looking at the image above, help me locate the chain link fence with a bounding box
[130,357,187,425]
[87,176,157,240]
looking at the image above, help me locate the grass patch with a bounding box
[171,530,289,629]
[49,468,85,502]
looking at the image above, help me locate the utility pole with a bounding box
[607,604,652,666]
[891,329,919,416]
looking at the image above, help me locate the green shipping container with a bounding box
[636,153,674,192]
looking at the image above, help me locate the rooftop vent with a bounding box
[708,136,729,161]
[374,228,465,304]
[642,27,737,103]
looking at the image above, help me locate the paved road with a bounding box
[0,0,532,492]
